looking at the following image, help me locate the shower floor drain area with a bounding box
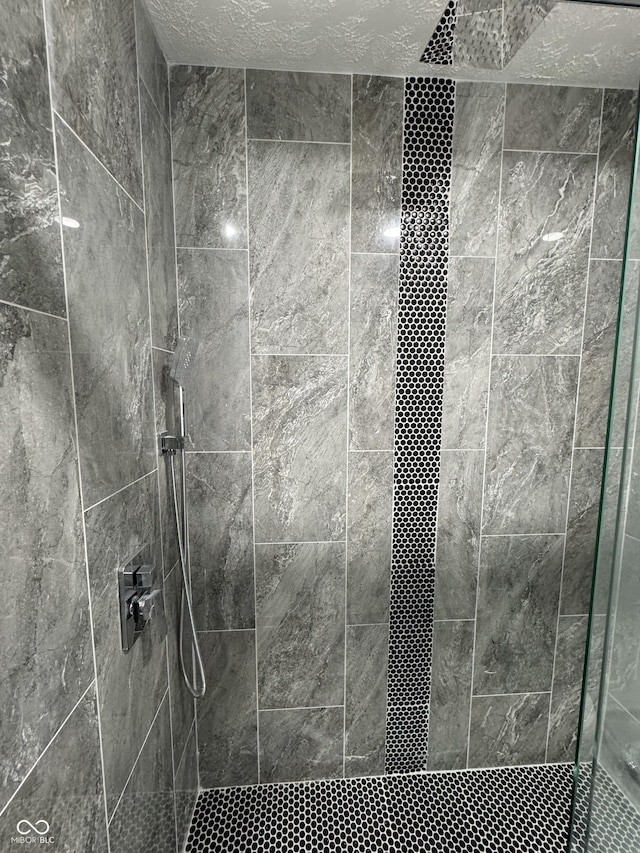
[185,763,572,852]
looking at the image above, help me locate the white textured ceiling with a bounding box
[144,0,640,89]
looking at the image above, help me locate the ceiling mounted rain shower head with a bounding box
[170,336,200,390]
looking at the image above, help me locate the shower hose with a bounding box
[170,451,206,699]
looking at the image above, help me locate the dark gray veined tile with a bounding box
[592,89,637,261]
[547,615,588,763]
[197,630,258,788]
[600,697,640,807]
[562,449,605,616]
[178,248,251,451]
[611,261,640,448]
[474,535,563,695]
[45,0,142,202]
[578,613,606,764]
[427,620,473,771]
[259,708,344,783]
[175,722,198,852]
[248,140,350,354]
[57,119,155,509]
[494,152,596,355]
[164,565,195,774]
[449,82,504,257]
[347,451,393,625]
[625,387,640,537]
[574,260,623,449]
[349,253,398,451]
[608,535,640,715]
[108,694,176,853]
[345,624,389,778]
[141,86,178,352]
[483,356,579,535]
[441,257,494,449]
[1,0,64,316]
[0,685,108,852]
[468,692,551,768]
[134,0,169,121]
[503,84,601,153]
[351,75,403,254]
[0,307,92,812]
[594,449,622,616]
[246,69,351,143]
[252,355,347,543]
[187,452,254,630]
[434,450,484,621]
[84,473,167,817]
[256,543,345,709]
[170,66,247,249]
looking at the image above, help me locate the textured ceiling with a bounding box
[144,0,640,89]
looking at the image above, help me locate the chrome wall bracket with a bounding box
[118,548,166,652]
[159,430,183,456]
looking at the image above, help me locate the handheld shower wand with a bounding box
[162,337,206,700]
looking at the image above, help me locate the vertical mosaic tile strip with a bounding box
[385,78,455,774]
[421,1,457,65]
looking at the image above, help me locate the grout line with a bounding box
[491,353,582,358]
[0,298,67,322]
[351,251,400,257]
[471,690,551,699]
[441,447,485,452]
[251,352,349,358]
[42,6,111,847]
[448,254,497,260]
[243,67,262,788]
[347,621,391,628]
[0,681,96,819]
[433,618,476,623]
[502,147,598,157]
[342,71,354,779]
[590,257,625,262]
[347,448,394,454]
[260,704,346,713]
[108,688,170,825]
[467,79,507,771]
[53,111,144,215]
[481,532,565,538]
[196,627,255,634]
[82,468,159,514]
[545,86,605,764]
[184,449,252,455]
[174,716,198,787]
[175,245,248,252]
[139,73,170,135]
[152,344,175,355]
[608,692,640,733]
[255,540,346,546]
[247,136,350,146]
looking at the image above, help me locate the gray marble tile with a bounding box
[0,685,108,852]
[57,120,155,509]
[574,260,623,449]
[625,411,640,538]
[197,630,258,788]
[108,694,176,853]
[175,722,198,852]
[177,248,251,451]
[345,624,388,778]
[483,356,579,534]
[141,86,178,352]
[434,450,484,621]
[351,75,403,254]
[164,566,195,775]
[468,692,550,768]
[592,89,637,261]
[134,0,169,121]
[0,306,92,812]
[608,535,640,716]
[449,82,504,257]
[578,613,606,764]
[547,615,588,763]
[84,473,168,817]
[503,84,601,153]
[441,257,494,449]
[494,152,596,355]
[246,70,351,143]
[594,449,622,616]
[170,66,247,249]
[611,262,640,448]
[187,452,255,630]
[562,449,605,616]
[45,0,142,202]
[248,140,350,354]
[0,0,64,316]
[256,543,345,709]
[349,253,398,450]
[474,534,563,695]
[259,708,344,783]
[600,698,640,807]
[347,452,393,625]
[153,348,181,576]
[252,355,347,543]
[427,620,474,771]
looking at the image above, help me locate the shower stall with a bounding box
[1,0,640,851]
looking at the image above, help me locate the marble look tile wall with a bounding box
[2,1,194,849]
[429,82,636,771]
[171,67,401,786]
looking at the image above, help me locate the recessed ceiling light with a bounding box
[541,232,563,242]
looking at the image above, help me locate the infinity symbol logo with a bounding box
[16,820,50,835]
